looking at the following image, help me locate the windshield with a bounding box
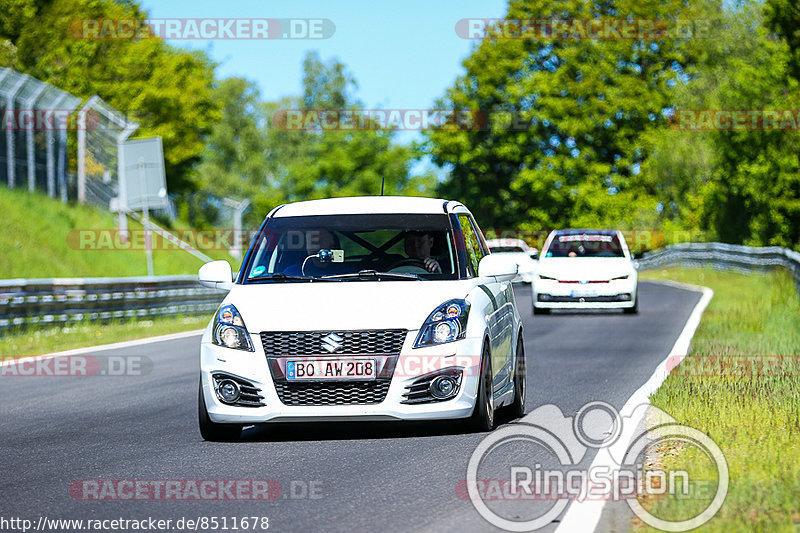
[544,233,625,258]
[242,213,459,282]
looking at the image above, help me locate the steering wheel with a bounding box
[387,257,430,274]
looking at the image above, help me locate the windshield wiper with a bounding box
[250,273,338,282]
[321,270,424,281]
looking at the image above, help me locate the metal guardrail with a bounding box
[2,242,799,331]
[0,276,224,330]
[637,242,800,288]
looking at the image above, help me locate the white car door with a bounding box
[458,214,514,391]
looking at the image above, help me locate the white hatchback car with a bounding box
[486,238,538,284]
[197,196,526,441]
[532,229,638,314]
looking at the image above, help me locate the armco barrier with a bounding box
[2,243,799,330]
[637,242,800,290]
[0,276,224,330]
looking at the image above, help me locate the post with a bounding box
[46,94,67,198]
[116,124,137,240]
[140,159,154,277]
[76,96,98,203]
[6,74,27,188]
[77,108,86,202]
[25,83,46,193]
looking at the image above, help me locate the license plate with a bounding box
[570,289,597,297]
[286,358,376,381]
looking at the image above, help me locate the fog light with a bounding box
[619,294,631,301]
[430,376,458,399]
[217,379,240,403]
[538,294,551,301]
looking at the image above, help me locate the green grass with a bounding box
[0,315,210,358]
[638,268,800,532]
[0,186,237,278]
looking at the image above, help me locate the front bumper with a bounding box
[200,328,483,424]
[532,278,637,309]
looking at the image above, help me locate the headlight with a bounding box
[538,274,556,280]
[212,304,254,351]
[414,299,470,348]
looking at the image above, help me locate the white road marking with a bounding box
[552,280,714,533]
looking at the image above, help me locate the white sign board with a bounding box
[120,136,168,211]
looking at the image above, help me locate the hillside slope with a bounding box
[0,187,236,278]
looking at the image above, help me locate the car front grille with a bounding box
[260,329,407,356]
[538,294,631,303]
[274,380,391,406]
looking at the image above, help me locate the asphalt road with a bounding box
[0,281,701,533]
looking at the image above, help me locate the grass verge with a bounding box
[638,268,800,532]
[0,315,209,358]
[0,186,236,278]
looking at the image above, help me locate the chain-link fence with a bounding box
[0,67,141,209]
[0,68,81,201]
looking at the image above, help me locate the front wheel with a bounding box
[469,343,495,432]
[198,381,243,442]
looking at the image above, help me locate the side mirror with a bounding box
[529,249,539,260]
[199,260,234,291]
[479,254,518,282]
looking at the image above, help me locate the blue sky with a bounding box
[139,0,507,115]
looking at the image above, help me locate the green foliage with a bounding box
[426,0,800,250]
[192,51,436,227]
[426,0,701,232]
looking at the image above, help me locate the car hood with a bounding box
[536,257,634,281]
[224,280,473,332]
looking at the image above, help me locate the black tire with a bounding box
[198,381,242,442]
[506,335,526,419]
[533,306,551,315]
[469,342,495,432]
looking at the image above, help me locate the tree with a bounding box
[425,0,705,233]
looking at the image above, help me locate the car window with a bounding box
[544,233,625,258]
[243,213,459,281]
[458,214,485,277]
[490,246,526,253]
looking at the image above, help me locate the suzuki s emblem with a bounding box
[321,333,343,353]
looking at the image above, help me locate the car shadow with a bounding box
[236,410,526,443]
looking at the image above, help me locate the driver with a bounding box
[404,231,442,273]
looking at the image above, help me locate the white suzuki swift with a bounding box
[197,196,526,440]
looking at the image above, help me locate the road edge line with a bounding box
[554,283,714,533]
[0,328,206,367]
